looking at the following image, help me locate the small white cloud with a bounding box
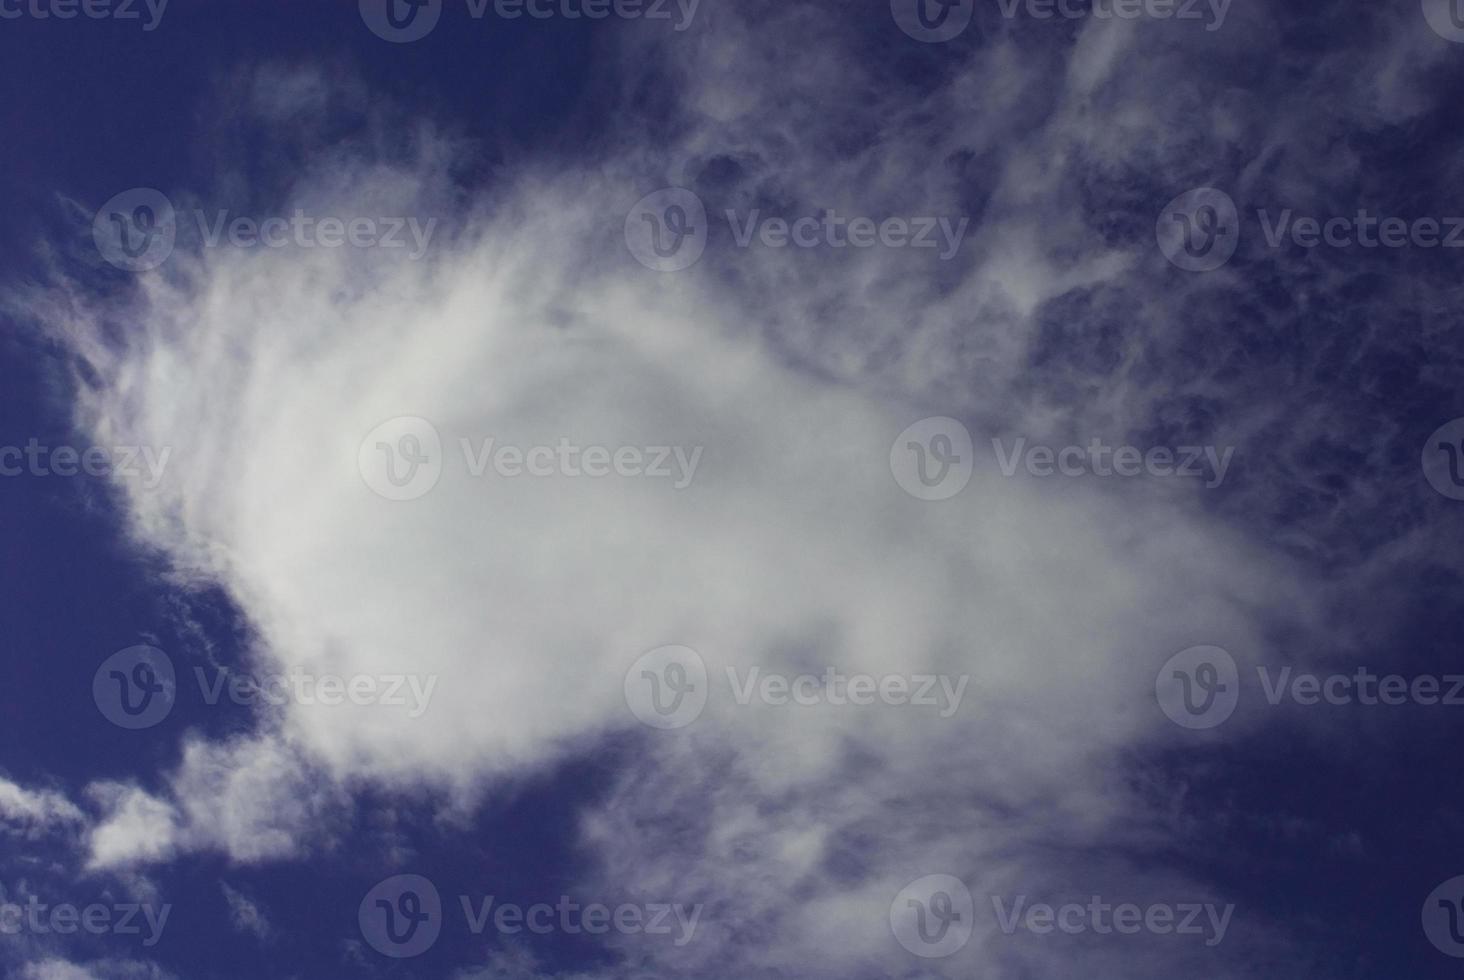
[0,777,85,839]
[220,881,271,941]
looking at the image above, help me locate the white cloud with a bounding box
[22,0,1445,966]
[219,881,271,941]
[0,778,84,839]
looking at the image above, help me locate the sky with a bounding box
[2,0,1464,977]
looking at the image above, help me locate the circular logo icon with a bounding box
[1423,875,1464,957]
[624,645,708,730]
[1422,0,1464,42]
[1156,187,1240,272]
[93,188,177,272]
[93,645,176,730]
[890,417,974,501]
[624,188,708,272]
[359,417,443,502]
[890,874,974,958]
[1421,418,1464,501]
[359,0,442,42]
[359,874,442,958]
[890,0,974,42]
[1156,645,1239,730]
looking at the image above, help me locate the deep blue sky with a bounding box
[4,2,1464,979]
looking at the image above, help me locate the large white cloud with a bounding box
[21,0,1454,973]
